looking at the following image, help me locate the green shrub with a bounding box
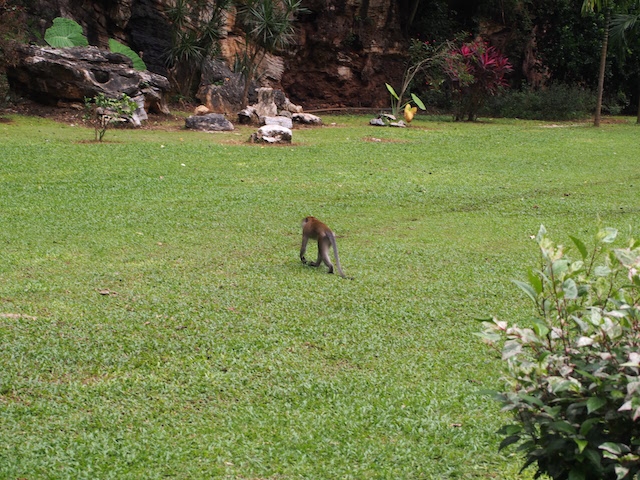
[485,84,596,120]
[442,38,513,121]
[84,93,138,141]
[480,225,640,480]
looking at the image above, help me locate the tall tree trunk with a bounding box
[407,0,420,27]
[637,79,640,124]
[594,8,611,127]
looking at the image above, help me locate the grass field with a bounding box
[1,113,639,479]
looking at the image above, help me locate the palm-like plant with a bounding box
[235,0,307,106]
[164,0,231,99]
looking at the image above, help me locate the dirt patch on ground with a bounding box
[540,117,633,128]
[363,136,408,143]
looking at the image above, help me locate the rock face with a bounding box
[6,44,170,115]
[196,60,257,115]
[20,0,410,110]
[280,0,408,109]
[23,0,172,77]
[185,113,234,132]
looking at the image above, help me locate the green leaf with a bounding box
[512,279,538,304]
[517,393,544,407]
[586,397,607,414]
[574,369,597,383]
[563,279,578,299]
[109,39,147,71]
[497,424,523,436]
[474,317,494,322]
[597,227,618,244]
[499,435,521,450]
[536,224,547,243]
[599,442,627,455]
[549,376,581,394]
[574,438,588,453]
[44,17,88,48]
[569,235,589,261]
[575,336,594,347]
[614,248,639,268]
[411,93,426,110]
[615,465,630,480]
[527,268,543,294]
[476,331,501,342]
[502,340,522,360]
[579,418,599,436]
[385,83,399,100]
[550,420,577,435]
[583,447,602,468]
[552,259,570,277]
[568,468,586,480]
[532,318,549,337]
[594,265,611,277]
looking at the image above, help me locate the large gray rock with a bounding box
[6,44,170,116]
[262,116,293,129]
[185,113,234,132]
[237,106,257,125]
[249,125,292,144]
[292,113,322,125]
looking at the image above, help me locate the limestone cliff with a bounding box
[20,0,409,109]
[281,0,408,109]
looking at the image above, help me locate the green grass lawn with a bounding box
[1,113,638,479]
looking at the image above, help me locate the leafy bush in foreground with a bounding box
[480,226,640,480]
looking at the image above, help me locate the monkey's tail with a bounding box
[329,232,347,278]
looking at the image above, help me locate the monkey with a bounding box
[300,216,349,279]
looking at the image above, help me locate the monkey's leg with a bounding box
[320,239,335,273]
[300,236,310,264]
[307,241,324,268]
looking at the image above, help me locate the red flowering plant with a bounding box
[443,39,512,121]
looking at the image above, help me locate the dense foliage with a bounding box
[0,0,27,105]
[234,0,308,105]
[484,84,596,120]
[408,0,640,117]
[481,226,640,480]
[163,0,231,98]
[5,0,640,116]
[83,93,138,142]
